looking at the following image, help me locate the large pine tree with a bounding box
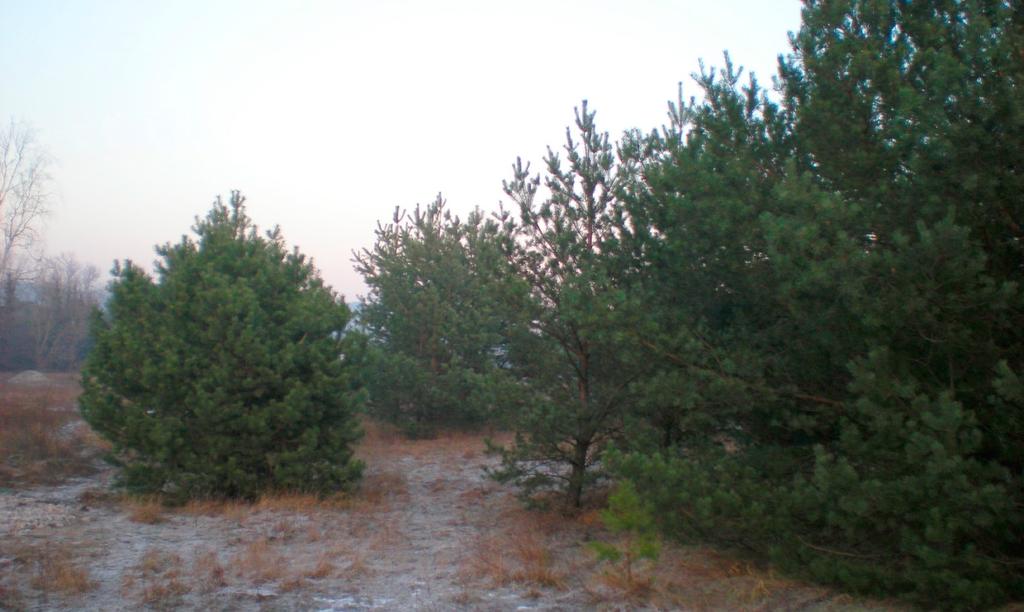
[613,0,1023,606]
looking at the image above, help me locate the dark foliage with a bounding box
[613,1,1023,607]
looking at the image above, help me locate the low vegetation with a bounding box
[0,373,106,487]
[29,546,94,596]
[2,383,899,609]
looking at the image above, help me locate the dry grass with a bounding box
[177,491,355,524]
[190,548,227,592]
[355,469,409,509]
[255,491,352,513]
[358,418,404,446]
[29,547,94,596]
[462,488,824,609]
[596,566,657,600]
[364,512,404,552]
[180,498,252,522]
[356,417,495,463]
[278,576,307,592]
[458,486,489,506]
[231,537,287,584]
[511,533,566,588]
[269,517,300,542]
[126,496,165,524]
[0,376,107,487]
[304,523,323,542]
[652,548,769,606]
[122,550,189,608]
[0,541,94,603]
[579,541,861,610]
[221,535,368,592]
[466,530,566,590]
[138,577,189,607]
[303,553,336,579]
[78,487,119,507]
[137,548,183,577]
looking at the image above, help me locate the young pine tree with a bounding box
[81,193,363,501]
[489,103,644,509]
[353,196,521,435]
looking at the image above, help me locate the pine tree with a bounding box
[353,196,521,436]
[489,102,643,509]
[80,192,363,501]
[613,0,1023,606]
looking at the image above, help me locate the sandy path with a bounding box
[317,433,591,610]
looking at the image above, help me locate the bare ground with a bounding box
[0,376,900,611]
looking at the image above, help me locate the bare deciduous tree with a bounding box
[0,119,52,298]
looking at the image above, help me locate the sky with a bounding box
[1,0,803,300]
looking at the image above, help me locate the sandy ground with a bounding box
[2,421,611,611]
[0,375,898,611]
[1,430,581,610]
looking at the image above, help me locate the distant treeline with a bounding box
[0,254,102,371]
[354,1,1023,609]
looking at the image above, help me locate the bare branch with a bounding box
[0,119,52,290]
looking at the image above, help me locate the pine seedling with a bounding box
[590,480,660,589]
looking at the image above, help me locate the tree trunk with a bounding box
[566,439,590,509]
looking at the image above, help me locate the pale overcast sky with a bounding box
[1,0,803,300]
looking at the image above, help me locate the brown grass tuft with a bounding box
[191,548,226,592]
[357,418,403,448]
[126,496,165,524]
[466,531,565,590]
[270,517,299,542]
[135,548,184,578]
[255,492,350,514]
[597,567,657,599]
[303,554,336,579]
[138,578,188,607]
[344,469,409,516]
[278,576,306,592]
[177,491,352,523]
[78,487,118,507]
[305,524,323,542]
[511,533,566,589]
[180,498,251,522]
[30,552,94,596]
[607,545,820,610]
[128,551,189,611]
[232,538,287,584]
